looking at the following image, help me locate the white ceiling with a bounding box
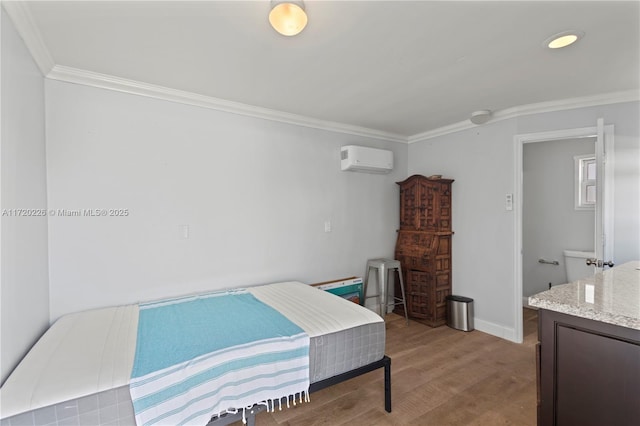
[8,0,640,141]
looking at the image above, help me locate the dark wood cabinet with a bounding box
[394,175,453,327]
[537,309,640,426]
[398,175,452,232]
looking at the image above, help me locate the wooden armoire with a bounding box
[394,175,453,327]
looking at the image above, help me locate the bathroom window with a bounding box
[574,155,596,210]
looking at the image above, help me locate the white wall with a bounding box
[408,101,640,341]
[408,119,519,339]
[45,80,407,321]
[0,9,49,384]
[523,138,595,297]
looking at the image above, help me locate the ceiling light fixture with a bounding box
[545,30,584,49]
[470,110,492,125]
[269,1,308,36]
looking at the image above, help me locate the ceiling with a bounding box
[8,1,640,141]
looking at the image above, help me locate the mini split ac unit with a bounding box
[340,145,393,174]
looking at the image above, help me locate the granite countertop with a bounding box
[528,261,640,330]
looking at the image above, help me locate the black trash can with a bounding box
[446,295,474,331]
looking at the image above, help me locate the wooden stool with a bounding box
[363,258,409,325]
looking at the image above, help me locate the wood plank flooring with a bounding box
[234,308,539,425]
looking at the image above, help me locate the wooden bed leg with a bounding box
[384,355,392,413]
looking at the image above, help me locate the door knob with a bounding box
[585,259,615,268]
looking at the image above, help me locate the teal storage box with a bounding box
[312,277,364,305]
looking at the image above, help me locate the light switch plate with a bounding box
[505,194,513,211]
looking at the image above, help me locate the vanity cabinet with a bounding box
[537,309,640,426]
[394,175,453,327]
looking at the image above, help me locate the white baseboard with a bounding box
[474,318,520,343]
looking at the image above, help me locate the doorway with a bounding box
[513,123,615,343]
[522,137,596,305]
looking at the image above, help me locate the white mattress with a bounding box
[0,281,383,420]
[247,281,383,337]
[0,305,139,419]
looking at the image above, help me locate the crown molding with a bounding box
[2,0,54,75]
[407,120,476,144]
[46,65,408,144]
[408,90,640,144]
[6,0,635,145]
[47,64,640,146]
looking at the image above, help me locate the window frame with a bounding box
[574,154,596,210]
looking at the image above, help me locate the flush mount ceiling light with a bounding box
[470,110,492,125]
[269,1,308,36]
[545,30,584,49]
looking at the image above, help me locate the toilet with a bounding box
[563,250,596,282]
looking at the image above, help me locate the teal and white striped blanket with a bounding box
[129,289,310,425]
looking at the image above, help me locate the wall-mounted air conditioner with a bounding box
[340,145,393,174]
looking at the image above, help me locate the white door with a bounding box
[590,118,614,273]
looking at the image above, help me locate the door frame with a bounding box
[513,125,614,343]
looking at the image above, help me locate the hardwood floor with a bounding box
[235,308,539,426]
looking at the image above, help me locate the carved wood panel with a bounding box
[398,182,418,229]
[407,270,430,319]
[395,175,454,327]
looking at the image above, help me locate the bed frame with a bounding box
[206,355,392,426]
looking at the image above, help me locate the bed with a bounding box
[0,281,390,426]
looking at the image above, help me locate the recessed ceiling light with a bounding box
[545,31,584,49]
